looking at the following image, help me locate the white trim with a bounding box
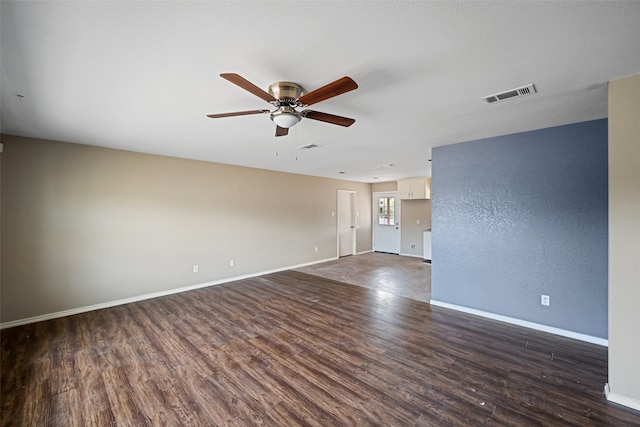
[399,252,424,259]
[0,257,338,330]
[605,383,640,412]
[430,300,608,347]
[337,189,357,257]
[356,249,373,255]
[372,191,401,254]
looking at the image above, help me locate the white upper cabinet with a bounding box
[398,178,431,199]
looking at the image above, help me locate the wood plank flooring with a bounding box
[296,252,431,302]
[2,270,639,426]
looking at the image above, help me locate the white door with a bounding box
[373,192,400,254]
[337,190,356,257]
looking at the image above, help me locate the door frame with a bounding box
[337,190,356,257]
[373,191,401,254]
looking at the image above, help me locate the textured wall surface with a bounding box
[431,119,608,338]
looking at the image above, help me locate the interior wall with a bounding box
[400,199,431,257]
[371,181,397,192]
[607,73,640,409]
[0,135,372,324]
[431,119,609,339]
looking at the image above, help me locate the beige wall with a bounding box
[0,135,372,324]
[372,181,397,192]
[371,181,430,257]
[608,74,640,410]
[400,199,431,257]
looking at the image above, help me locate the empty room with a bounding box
[1,1,639,425]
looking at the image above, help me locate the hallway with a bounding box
[295,252,431,302]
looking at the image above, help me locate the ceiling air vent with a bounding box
[297,143,321,150]
[482,84,536,104]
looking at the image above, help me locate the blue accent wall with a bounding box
[431,119,608,339]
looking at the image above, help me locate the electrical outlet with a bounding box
[314,246,318,253]
[229,259,234,267]
[541,295,550,306]
[193,265,199,273]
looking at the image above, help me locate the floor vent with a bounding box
[482,84,537,104]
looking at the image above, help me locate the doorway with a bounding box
[373,192,400,254]
[337,190,356,257]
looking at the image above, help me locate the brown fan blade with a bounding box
[207,109,270,119]
[298,76,358,106]
[303,110,355,127]
[275,126,289,137]
[220,73,277,103]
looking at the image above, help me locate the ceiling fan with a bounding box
[207,73,358,137]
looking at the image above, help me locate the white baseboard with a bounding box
[0,257,338,330]
[605,383,640,412]
[430,300,608,347]
[399,252,424,259]
[356,250,373,255]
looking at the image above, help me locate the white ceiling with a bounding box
[2,1,639,182]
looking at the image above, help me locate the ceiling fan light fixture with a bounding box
[209,74,358,136]
[271,106,301,128]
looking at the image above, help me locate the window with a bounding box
[378,197,395,225]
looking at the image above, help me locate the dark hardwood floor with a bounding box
[2,270,639,426]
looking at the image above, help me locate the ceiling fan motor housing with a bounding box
[268,82,305,128]
[268,82,305,105]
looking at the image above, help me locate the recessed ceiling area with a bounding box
[1,1,639,182]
